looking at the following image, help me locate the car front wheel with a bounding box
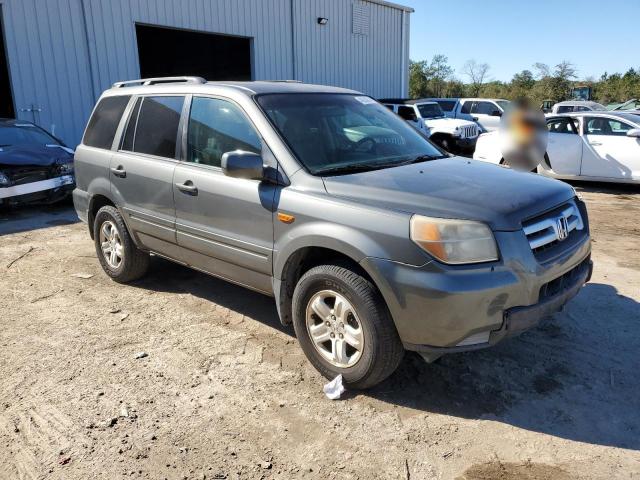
[94,205,149,283]
[292,264,404,389]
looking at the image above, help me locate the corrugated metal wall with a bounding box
[292,0,408,99]
[81,0,295,95]
[0,0,95,146]
[0,0,410,146]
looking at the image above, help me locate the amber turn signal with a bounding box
[277,212,295,224]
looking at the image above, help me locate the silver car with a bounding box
[73,77,592,388]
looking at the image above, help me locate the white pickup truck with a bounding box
[380,99,479,154]
[427,98,511,132]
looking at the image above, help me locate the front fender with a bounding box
[272,188,428,280]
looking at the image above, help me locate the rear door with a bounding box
[545,116,582,175]
[110,95,185,252]
[581,116,640,179]
[172,95,277,293]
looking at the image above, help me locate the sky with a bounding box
[400,0,640,82]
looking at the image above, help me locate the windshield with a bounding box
[417,103,445,119]
[495,100,511,111]
[0,124,60,147]
[256,93,446,175]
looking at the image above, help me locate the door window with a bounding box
[121,96,184,158]
[585,117,634,136]
[186,97,261,167]
[459,101,472,114]
[397,106,417,121]
[547,117,578,134]
[472,101,498,115]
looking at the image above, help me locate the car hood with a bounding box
[0,144,74,168]
[322,157,575,231]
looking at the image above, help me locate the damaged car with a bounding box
[0,119,75,207]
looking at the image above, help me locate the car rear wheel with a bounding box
[94,205,149,283]
[292,264,404,389]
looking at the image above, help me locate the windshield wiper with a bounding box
[316,154,446,176]
[315,163,382,176]
[396,154,447,165]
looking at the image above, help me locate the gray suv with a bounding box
[73,77,592,389]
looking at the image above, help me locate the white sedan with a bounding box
[473,112,640,184]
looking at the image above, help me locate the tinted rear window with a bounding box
[436,100,456,112]
[122,96,184,158]
[83,96,131,149]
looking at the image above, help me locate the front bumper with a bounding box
[0,175,75,204]
[361,224,592,353]
[453,136,478,150]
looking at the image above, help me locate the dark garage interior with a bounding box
[0,7,15,119]
[135,24,252,82]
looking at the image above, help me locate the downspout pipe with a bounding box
[400,10,408,97]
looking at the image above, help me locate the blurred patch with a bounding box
[499,99,548,171]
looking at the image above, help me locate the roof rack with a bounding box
[112,76,206,88]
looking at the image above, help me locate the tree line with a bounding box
[409,55,640,105]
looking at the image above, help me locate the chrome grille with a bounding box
[460,125,478,138]
[523,201,584,251]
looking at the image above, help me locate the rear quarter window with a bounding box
[83,95,131,149]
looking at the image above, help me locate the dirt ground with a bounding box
[1,181,639,480]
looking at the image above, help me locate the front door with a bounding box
[397,105,423,132]
[110,95,185,252]
[581,116,640,180]
[471,101,502,131]
[173,95,277,293]
[545,116,582,176]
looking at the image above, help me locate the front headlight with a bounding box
[0,171,9,186]
[452,127,462,137]
[410,215,498,264]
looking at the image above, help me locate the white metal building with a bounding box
[0,0,412,146]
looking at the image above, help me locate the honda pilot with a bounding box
[73,77,592,389]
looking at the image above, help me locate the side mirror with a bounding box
[626,128,640,138]
[490,110,502,117]
[221,150,265,180]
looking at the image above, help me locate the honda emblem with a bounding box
[556,216,569,241]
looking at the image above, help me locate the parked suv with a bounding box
[428,98,510,132]
[379,99,479,153]
[73,77,592,389]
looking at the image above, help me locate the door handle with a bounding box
[590,142,602,146]
[110,166,126,178]
[175,181,198,195]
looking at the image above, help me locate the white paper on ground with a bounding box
[323,374,345,400]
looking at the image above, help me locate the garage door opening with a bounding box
[135,24,252,81]
[0,7,15,118]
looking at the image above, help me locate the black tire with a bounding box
[291,264,404,389]
[93,205,149,283]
